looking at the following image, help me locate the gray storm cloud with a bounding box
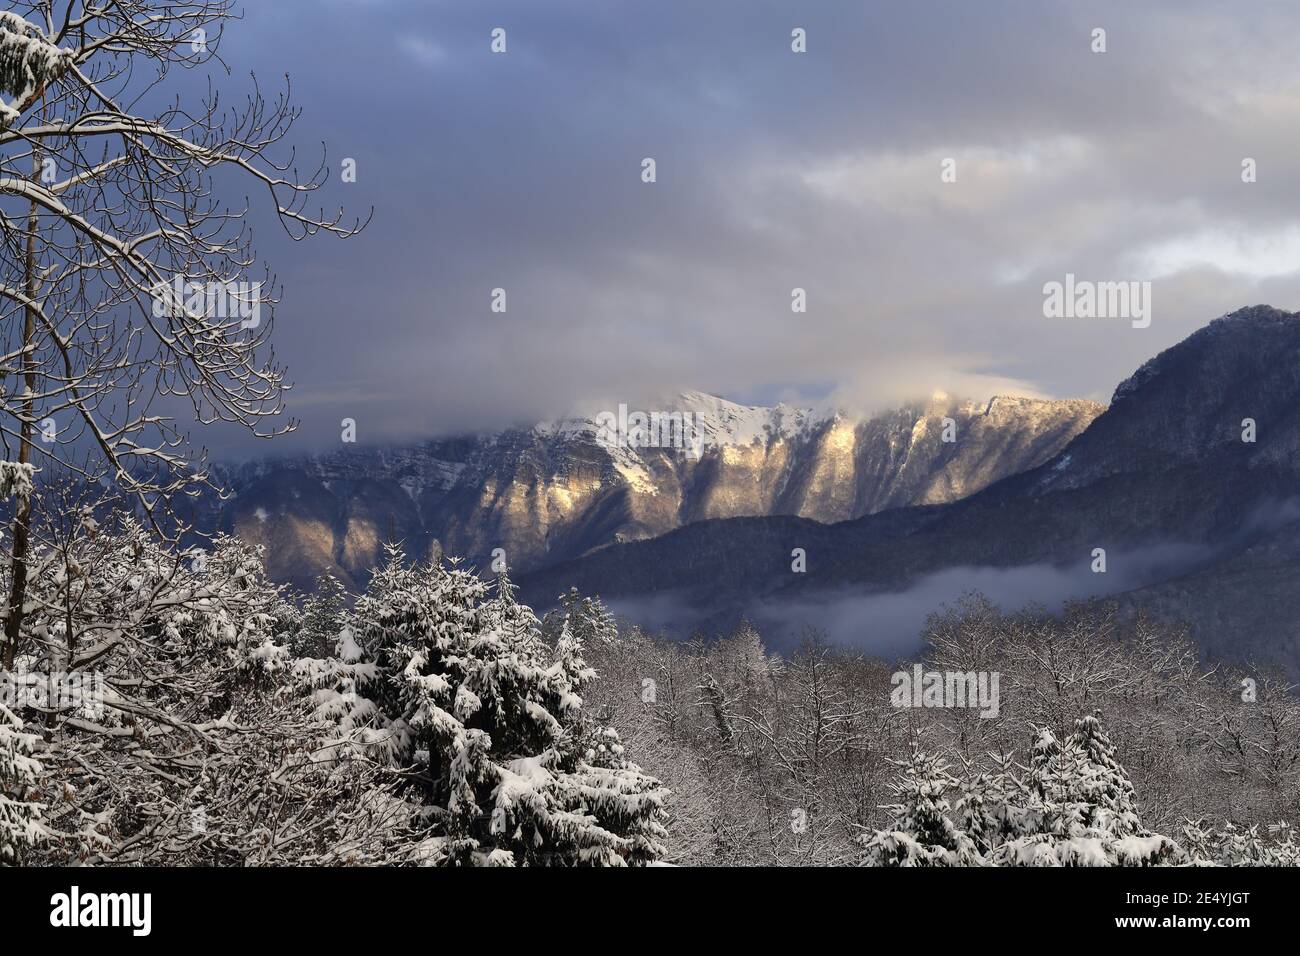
[194,0,1300,455]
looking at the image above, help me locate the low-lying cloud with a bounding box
[607,542,1215,656]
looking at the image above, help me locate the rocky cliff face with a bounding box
[209,390,1102,592]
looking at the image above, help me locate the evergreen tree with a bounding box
[1179,821,1296,866]
[293,571,349,658]
[858,741,979,866]
[954,750,1026,854]
[992,720,1180,866]
[1068,713,1140,831]
[1262,823,1300,866]
[864,717,1182,867]
[333,549,666,865]
[485,571,545,648]
[543,587,618,648]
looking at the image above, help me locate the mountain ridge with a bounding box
[203,389,1103,592]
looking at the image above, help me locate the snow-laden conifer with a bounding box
[858,741,980,866]
[318,547,666,865]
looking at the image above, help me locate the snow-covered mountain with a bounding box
[206,390,1103,592]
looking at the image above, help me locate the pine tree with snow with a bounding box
[485,570,544,646]
[1263,823,1300,866]
[861,716,1182,867]
[951,751,1026,856]
[858,741,979,866]
[993,727,1094,863]
[333,548,666,865]
[1068,713,1140,832]
[992,721,1180,866]
[293,571,349,658]
[543,586,619,648]
[1218,823,1268,866]
[1180,821,1284,866]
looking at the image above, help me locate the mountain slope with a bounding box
[516,306,1300,676]
[210,391,1102,591]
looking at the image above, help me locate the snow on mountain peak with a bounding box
[534,391,826,451]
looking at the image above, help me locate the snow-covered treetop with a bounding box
[0,11,71,124]
[0,460,33,500]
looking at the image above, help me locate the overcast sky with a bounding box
[203,0,1300,456]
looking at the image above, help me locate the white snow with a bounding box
[0,460,33,501]
[0,13,72,125]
